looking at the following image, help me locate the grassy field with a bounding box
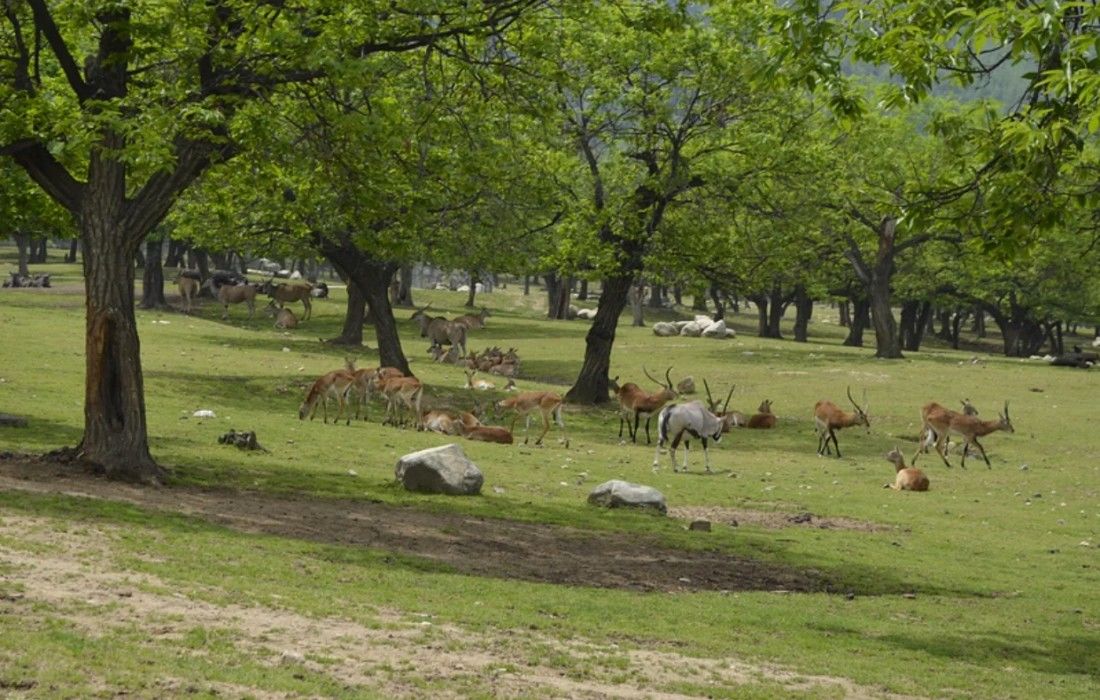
[0,252,1097,698]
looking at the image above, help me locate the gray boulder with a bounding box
[701,319,728,338]
[679,321,705,337]
[395,444,483,495]
[652,321,679,337]
[587,480,667,515]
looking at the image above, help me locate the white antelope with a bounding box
[923,401,1014,469]
[813,387,870,457]
[298,369,356,424]
[652,400,735,473]
[608,366,678,444]
[884,446,930,492]
[495,391,569,447]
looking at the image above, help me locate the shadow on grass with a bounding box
[0,417,84,452]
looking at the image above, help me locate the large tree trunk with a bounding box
[750,294,769,337]
[30,238,47,263]
[792,285,813,342]
[65,237,79,263]
[866,219,903,358]
[393,266,415,307]
[708,284,725,321]
[139,238,167,309]
[327,276,366,346]
[899,300,932,351]
[838,300,850,327]
[546,273,571,319]
[13,232,30,277]
[766,285,787,338]
[576,278,589,301]
[843,297,870,347]
[629,279,645,327]
[565,275,632,404]
[465,270,479,308]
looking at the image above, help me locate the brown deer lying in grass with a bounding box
[884,446,930,491]
[263,280,313,320]
[266,305,298,329]
[746,399,776,429]
[455,420,514,444]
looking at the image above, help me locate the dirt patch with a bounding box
[0,515,923,700]
[669,505,890,533]
[0,455,828,594]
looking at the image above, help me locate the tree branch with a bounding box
[26,0,90,101]
[1,139,83,212]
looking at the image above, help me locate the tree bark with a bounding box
[465,270,479,308]
[65,237,79,263]
[843,297,870,347]
[328,277,366,346]
[13,232,30,277]
[709,284,725,321]
[866,219,902,358]
[838,300,850,327]
[673,284,682,305]
[565,274,632,404]
[577,278,589,301]
[792,285,813,342]
[139,238,167,309]
[30,238,47,263]
[750,294,769,337]
[393,266,415,307]
[629,278,646,327]
[766,285,787,338]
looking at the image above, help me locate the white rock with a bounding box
[395,444,483,496]
[680,321,704,337]
[701,319,728,338]
[587,479,667,514]
[652,322,679,337]
[192,410,216,418]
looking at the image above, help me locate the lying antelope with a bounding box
[813,386,870,457]
[266,305,298,329]
[299,369,356,424]
[923,401,1014,469]
[609,366,677,444]
[464,370,495,391]
[496,391,569,447]
[454,419,514,444]
[884,446,930,491]
[652,400,736,473]
[263,280,313,320]
[177,270,201,313]
[746,399,776,429]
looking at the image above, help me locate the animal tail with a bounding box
[658,405,674,444]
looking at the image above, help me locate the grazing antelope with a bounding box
[703,380,744,431]
[348,364,404,421]
[299,369,356,424]
[652,400,735,473]
[496,391,569,447]
[216,282,258,320]
[454,419,514,444]
[609,366,677,444]
[262,280,313,320]
[912,399,979,465]
[464,370,496,391]
[884,446,930,492]
[813,387,870,457]
[925,401,1014,469]
[747,399,777,429]
[177,270,201,313]
[376,375,424,429]
[454,307,491,330]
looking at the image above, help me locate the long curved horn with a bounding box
[723,385,735,413]
[1003,400,1009,419]
[642,365,665,389]
[703,378,716,411]
[664,366,674,391]
[846,385,864,413]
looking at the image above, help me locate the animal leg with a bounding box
[534,410,551,445]
[971,437,992,468]
[702,439,711,473]
[631,413,641,444]
[303,297,311,321]
[829,429,841,458]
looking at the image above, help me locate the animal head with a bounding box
[702,379,734,416]
[643,366,676,399]
[961,398,979,416]
[846,386,870,428]
[996,401,1014,433]
[608,375,621,395]
[757,399,773,414]
[885,446,905,470]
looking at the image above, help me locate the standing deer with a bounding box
[299,369,356,424]
[177,270,201,313]
[608,366,677,444]
[496,391,569,447]
[746,399,777,429]
[884,446,930,491]
[652,400,736,473]
[912,399,979,465]
[347,363,404,421]
[924,401,1014,468]
[411,304,468,358]
[375,375,424,429]
[262,280,313,321]
[215,283,258,320]
[813,387,870,457]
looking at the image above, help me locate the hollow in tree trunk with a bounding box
[139,238,167,309]
[565,274,632,404]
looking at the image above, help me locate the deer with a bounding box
[703,380,744,430]
[813,386,870,458]
[298,369,356,424]
[464,369,496,391]
[496,391,569,447]
[421,409,459,435]
[176,270,201,313]
[454,419,514,444]
[262,279,313,320]
[215,282,259,320]
[912,399,979,465]
[453,306,491,330]
[884,446,930,492]
[651,400,737,473]
[924,401,1014,469]
[347,364,404,421]
[746,399,777,429]
[375,375,424,429]
[265,304,298,329]
[411,304,468,358]
[608,366,678,444]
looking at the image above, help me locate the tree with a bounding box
[0,1,547,482]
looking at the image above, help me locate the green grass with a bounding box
[0,250,1098,698]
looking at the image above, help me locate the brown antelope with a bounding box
[216,283,258,320]
[746,399,777,429]
[298,369,356,424]
[376,375,424,429]
[421,409,460,435]
[177,271,200,313]
[813,387,870,457]
[496,391,569,447]
[348,364,404,421]
[609,366,677,444]
[925,401,1014,469]
[265,304,298,329]
[263,280,313,320]
[411,304,468,357]
[884,446,930,492]
[454,307,491,330]
[703,380,744,431]
[454,419,514,444]
[913,399,979,464]
[464,369,496,391]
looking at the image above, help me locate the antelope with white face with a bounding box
[884,446,930,492]
[813,387,870,457]
[609,366,677,444]
[464,370,495,391]
[299,369,356,424]
[496,391,568,447]
[925,401,1014,468]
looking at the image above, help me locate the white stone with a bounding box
[395,444,483,496]
[701,319,728,338]
[652,322,679,337]
[587,480,667,514]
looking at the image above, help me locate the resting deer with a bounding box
[454,419,514,444]
[299,369,356,424]
[496,391,569,447]
[609,366,677,444]
[464,370,496,391]
[884,446,930,491]
[263,280,313,320]
[813,386,870,457]
[703,380,743,431]
[266,304,298,329]
[746,399,776,429]
[925,401,1014,468]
